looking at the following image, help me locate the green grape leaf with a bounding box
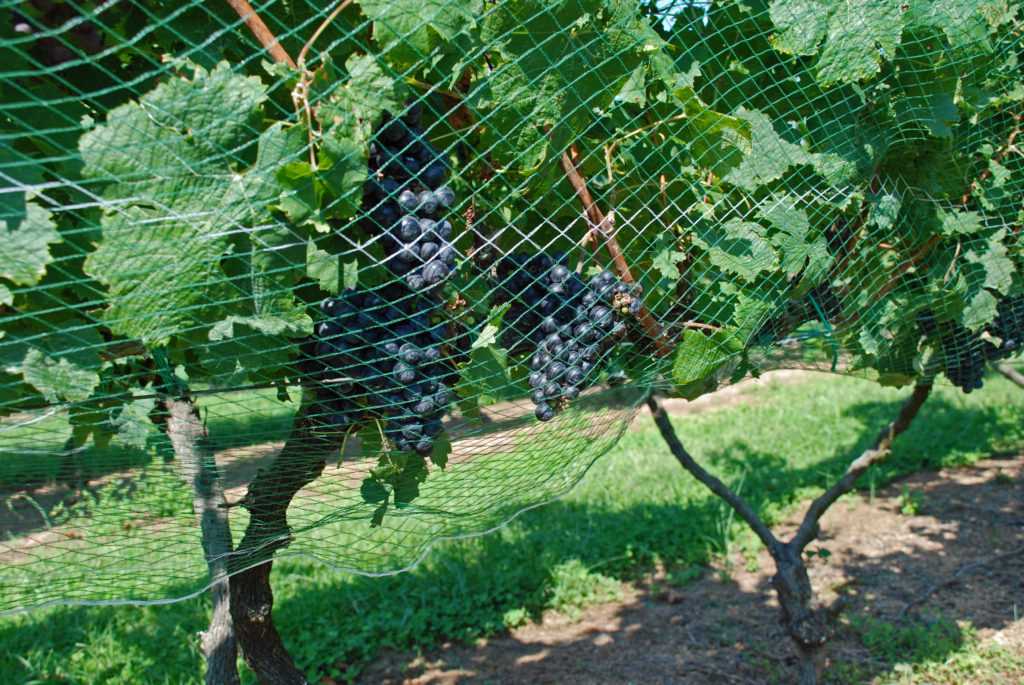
[456,346,515,407]
[977,158,1014,214]
[615,65,648,106]
[470,303,510,351]
[317,54,401,217]
[360,477,388,504]
[430,432,451,469]
[905,0,998,51]
[969,231,1014,295]
[941,210,985,236]
[769,0,828,56]
[0,201,61,287]
[475,0,660,170]
[672,328,742,386]
[392,454,428,505]
[692,220,777,283]
[110,392,158,450]
[724,109,814,192]
[815,1,904,87]
[358,0,481,68]
[0,315,103,403]
[20,349,99,404]
[858,297,901,357]
[306,240,340,294]
[82,62,309,358]
[870,193,902,231]
[759,200,830,279]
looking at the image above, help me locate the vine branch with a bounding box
[996,363,1024,389]
[229,394,341,685]
[646,395,779,553]
[225,0,296,68]
[647,382,933,684]
[790,383,932,551]
[560,148,673,355]
[164,398,240,685]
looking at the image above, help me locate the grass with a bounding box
[1,372,1023,683]
[830,615,1024,684]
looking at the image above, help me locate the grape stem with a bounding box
[559,147,673,355]
[295,0,354,165]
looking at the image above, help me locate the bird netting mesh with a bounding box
[0,0,1022,613]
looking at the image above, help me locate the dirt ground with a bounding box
[359,455,1024,684]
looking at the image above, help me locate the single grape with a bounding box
[436,186,455,208]
[418,190,438,215]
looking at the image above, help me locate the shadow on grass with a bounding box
[1,391,1021,684]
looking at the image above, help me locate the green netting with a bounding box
[0,0,1022,613]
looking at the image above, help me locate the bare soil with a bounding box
[359,455,1024,685]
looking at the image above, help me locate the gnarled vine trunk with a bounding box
[164,398,241,685]
[647,383,932,684]
[228,394,340,684]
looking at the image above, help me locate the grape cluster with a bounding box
[918,295,1024,394]
[361,106,459,291]
[311,287,456,454]
[984,295,1023,360]
[916,310,985,392]
[494,254,641,421]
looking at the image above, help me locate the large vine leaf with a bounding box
[81,63,310,357]
[691,220,778,283]
[474,0,663,171]
[316,53,403,218]
[0,145,63,288]
[358,0,481,68]
[723,109,849,192]
[815,2,904,88]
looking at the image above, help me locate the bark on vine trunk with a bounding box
[228,394,341,685]
[164,398,241,685]
[646,383,931,684]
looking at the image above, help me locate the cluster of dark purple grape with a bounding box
[311,287,456,454]
[984,295,1023,360]
[361,105,458,291]
[493,254,641,421]
[916,310,985,392]
[918,295,1023,393]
